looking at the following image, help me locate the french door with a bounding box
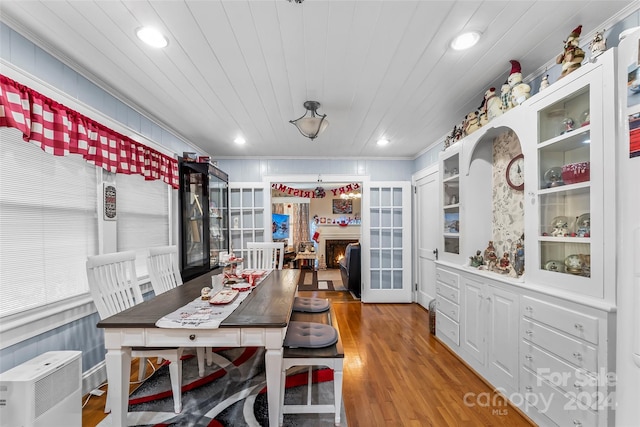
[362,181,412,303]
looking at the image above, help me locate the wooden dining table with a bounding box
[97,268,300,426]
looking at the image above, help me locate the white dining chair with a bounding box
[246,241,285,270]
[86,251,184,414]
[147,245,211,375]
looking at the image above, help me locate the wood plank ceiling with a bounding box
[0,1,635,159]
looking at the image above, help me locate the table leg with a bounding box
[265,331,285,426]
[105,346,131,425]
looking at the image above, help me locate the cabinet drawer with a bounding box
[520,367,598,427]
[436,282,459,304]
[436,268,459,289]
[522,296,598,345]
[522,318,597,373]
[521,339,598,409]
[436,297,459,322]
[436,310,460,346]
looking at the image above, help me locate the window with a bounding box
[0,128,98,317]
[116,174,172,277]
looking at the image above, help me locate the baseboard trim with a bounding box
[83,360,107,396]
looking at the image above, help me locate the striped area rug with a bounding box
[296,270,335,291]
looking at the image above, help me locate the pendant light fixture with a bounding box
[290,101,329,141]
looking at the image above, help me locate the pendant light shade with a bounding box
[290,101,329,140]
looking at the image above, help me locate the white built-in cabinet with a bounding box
[435,48,618,427]
[458,270,520,394]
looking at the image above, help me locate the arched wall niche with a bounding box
[462,124,526,264]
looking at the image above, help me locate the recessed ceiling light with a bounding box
[136,26,168,48]
[376,138,390,146]
[450,31,482,51]
[234,137,246,145]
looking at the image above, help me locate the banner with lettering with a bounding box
[271,182,361,198]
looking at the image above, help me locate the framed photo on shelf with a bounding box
[332,199,353,214]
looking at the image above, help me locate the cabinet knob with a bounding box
[451,310,456,316]
[573,421,582,427]
[573,382,583,390]
[525,306,533,312]
[525,386,533,392]
[525,329,533,336]
[574,323,584,331]
[572,352,583,360]
[436,287,441,293]
[451,293,456,299]
[525,355,533,361]
[486,296,492,302]
[189,334,196,341]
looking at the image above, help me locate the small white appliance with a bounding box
[0,351,82,427]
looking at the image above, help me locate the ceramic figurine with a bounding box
[513,240,525,276]
[540,74,550,91]
[469,250,484,268]
[484,241,498,270]
[556,25,585,79]
[500,81,513,113]
[484,87,503,121]
[508,60,531,106]
[497,252,511,273]
[589,29,607,58]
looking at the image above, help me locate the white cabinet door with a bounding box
[486,285,519,391]
[462,276,485,365]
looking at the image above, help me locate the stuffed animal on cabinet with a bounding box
[556,25,585,78]
[540,74,550,91]
[464,110,482,135]
[508,60,531,106]
[484,87,503,121]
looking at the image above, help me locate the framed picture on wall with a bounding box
[332,199,353,214]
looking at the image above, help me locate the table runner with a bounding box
[155,271,269,329]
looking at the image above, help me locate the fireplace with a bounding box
[325,239,359,269]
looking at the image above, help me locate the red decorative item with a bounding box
[561,161,590,184]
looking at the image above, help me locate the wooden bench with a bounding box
[280,303,344,426]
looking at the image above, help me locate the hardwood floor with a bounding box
[82,282,534,426]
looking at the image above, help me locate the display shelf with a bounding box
[178,159,229,281]
[523,49,615,301]
[440,148,461,258]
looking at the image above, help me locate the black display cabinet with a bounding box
[178,158,229,281]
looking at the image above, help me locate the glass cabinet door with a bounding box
[208,169,228,268]
[180,164,208,272]
[530,64,605,299]
[179,160,229,280]
[441,150,460,257]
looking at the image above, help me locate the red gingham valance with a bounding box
[0,74,179,189]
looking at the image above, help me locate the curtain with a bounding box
[0,74,179,189]
[292,203,310,250]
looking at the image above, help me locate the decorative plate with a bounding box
[574,213,590,237]
[549,216,570,237]
[544,260,565,273]
[209,289,239,305]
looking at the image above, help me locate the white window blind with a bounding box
[116,174,171,277]
[0,128,98,318]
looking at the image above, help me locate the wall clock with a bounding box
[506,154,524,191]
